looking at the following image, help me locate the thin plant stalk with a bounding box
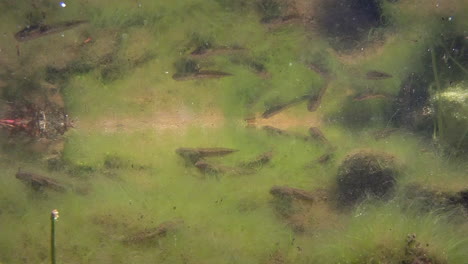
[51,209,59,264]
[430,47,444,140]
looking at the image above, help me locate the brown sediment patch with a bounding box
[248,111,321,130]
[78,109,225,133]
[79,103,323,134]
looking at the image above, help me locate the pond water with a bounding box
[0,0,467,263]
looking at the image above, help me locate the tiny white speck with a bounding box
[448,16,453,21]
[289,62,292,66]
[165,71,169,74]
[60,2,66,7]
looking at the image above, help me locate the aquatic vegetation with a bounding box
[432,82,468,152]
[0,0,467,263]
[336,149,399,207]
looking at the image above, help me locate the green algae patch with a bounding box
[1,0,468,263]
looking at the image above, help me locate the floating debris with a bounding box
[172,70,232,81]
[15,20,88,42]
[270,185,315,202]
[122,219,184,244]
[365,71,393,80]
[262,95,311,119]
[16,170,66,192]
[0,102,72,139]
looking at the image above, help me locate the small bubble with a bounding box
[59,2,66,8]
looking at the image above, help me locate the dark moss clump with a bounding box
[336,149,398,207]
[317,0,387,51]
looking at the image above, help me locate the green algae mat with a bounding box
[0,0,467,263]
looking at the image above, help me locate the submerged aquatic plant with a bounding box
[431,82,468,151]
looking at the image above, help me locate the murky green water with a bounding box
[1,0,467,263]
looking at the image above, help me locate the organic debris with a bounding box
[0,101,72,139]
[402,234,445,264]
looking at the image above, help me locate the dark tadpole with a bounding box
[15,20,88,42]
[365,71,393,80]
